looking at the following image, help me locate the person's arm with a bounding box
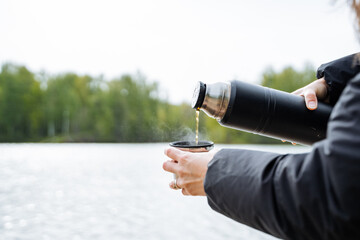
[204,73,360,240]
[317,53,360,105]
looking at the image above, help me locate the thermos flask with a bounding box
[192,80,333,145]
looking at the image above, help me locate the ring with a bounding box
[174,179,180,190]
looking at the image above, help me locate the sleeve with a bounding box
[316,53,360,105]
[204,73,360,240]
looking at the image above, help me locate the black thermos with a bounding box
[192,80,333,145]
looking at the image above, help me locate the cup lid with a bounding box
[169,140,214,149]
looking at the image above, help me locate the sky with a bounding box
[0,0,359,104]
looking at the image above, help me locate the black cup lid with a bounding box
[169,140,214,149]
[191,81,206,109]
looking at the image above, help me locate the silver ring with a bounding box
[174,179,180,190]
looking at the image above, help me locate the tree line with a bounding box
[0,63,316,143]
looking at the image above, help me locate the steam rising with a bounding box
[169,126,208,142]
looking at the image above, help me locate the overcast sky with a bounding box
[0,0,359,103]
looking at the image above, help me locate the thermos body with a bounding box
[192,80,333,145]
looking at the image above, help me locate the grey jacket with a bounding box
[204,54,360,240]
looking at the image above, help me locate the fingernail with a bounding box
[308,101,316,109]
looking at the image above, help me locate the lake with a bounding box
[0,143,310,240]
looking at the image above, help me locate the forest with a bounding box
[0,63,316,143]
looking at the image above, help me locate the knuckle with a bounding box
[179,152,191,162]
[177,168,184,177]
[306,95,316,101]
[177,179,184,187]
[177,167,190,178]
[304,90,316,98]
[179,154,189,163]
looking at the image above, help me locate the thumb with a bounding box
[304,89,318,110]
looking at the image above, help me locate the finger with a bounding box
[164,147,187,163]
[292,87,304,96]
[303,89,318,110]
[182,188,190,196]
[169,181,181,190]
[163,160,179,174]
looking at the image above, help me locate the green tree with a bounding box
[0,64,44,141]
[0,62,317,143]
[261,64,316,92]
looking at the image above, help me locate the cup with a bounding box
[169,140,214,188]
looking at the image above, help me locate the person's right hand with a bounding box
[292,77,329,110]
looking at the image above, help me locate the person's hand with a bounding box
[163,147,216,196]
[292,77,329,110]
[283,77,330,145]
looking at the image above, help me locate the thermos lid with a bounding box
[191,81,206,109]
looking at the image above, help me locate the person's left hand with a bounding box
[163,147,216,196]
[292,77,329,110]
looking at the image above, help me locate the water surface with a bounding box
[0,143,310,240]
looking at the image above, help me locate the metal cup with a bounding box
[169,140,214,188]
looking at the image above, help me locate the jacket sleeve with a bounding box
[204,73,360,240]
[317,53,360,105]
